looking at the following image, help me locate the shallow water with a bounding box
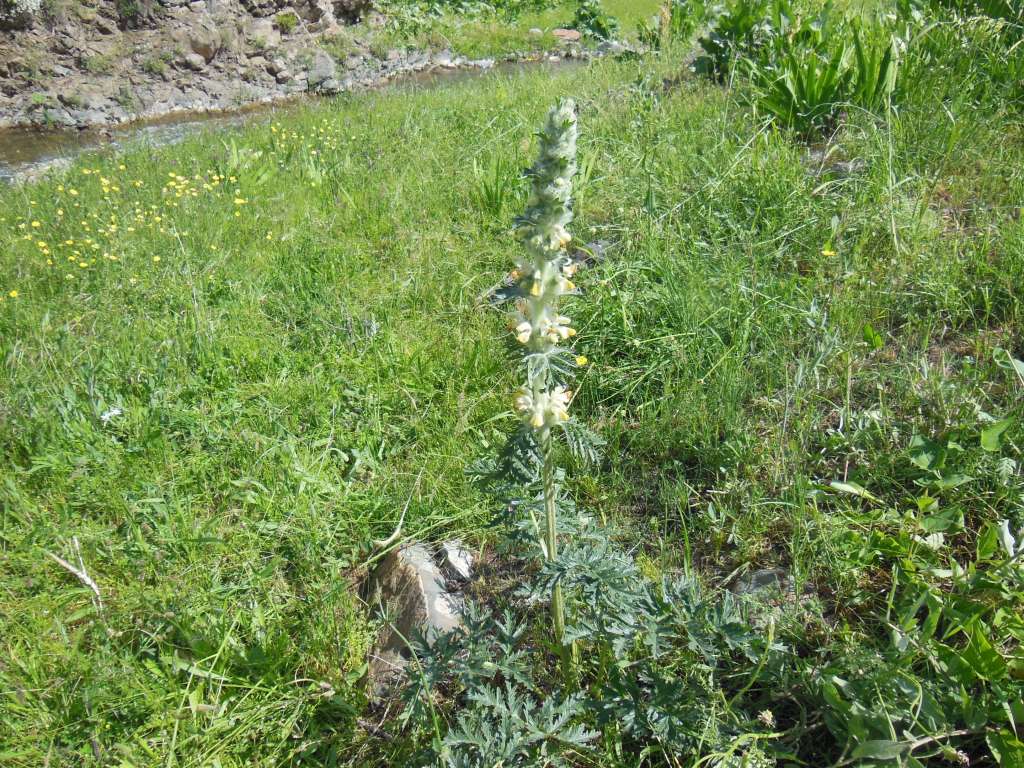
[0,56,574,184]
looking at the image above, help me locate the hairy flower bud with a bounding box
[514,386,572,429]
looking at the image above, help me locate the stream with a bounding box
[0,56,575,184]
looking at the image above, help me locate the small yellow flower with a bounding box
[8,290,18,298]
[822,247,836,257]
[31,220,40,228]
[152,256,161,263]
[234,198,247,205]
[575,355,588,366]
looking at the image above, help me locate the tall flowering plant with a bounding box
[509,100,581,666]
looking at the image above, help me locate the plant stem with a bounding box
[541,428,570,675]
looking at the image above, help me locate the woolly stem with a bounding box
[541,427,571,676]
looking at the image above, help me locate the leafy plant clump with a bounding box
[638,0,707,51]
[693,0,901,135]
[571,0,619,41]
[276,9,300,33]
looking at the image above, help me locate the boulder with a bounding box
[189,23,222,61]
[363,544,464,698]
[94,15,119,34]
[181,52,206,70]
[306,48,336,89]
[552,28,582,42]
[246,17,280,48]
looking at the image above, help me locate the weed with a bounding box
[81,53,115,74]
[141,56,166,76]
[571,0,619,40]
[276,9,299,33]
[116,0,139,25]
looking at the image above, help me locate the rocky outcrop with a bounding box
[0,0,625,132]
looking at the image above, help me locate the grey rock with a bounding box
[440,540,473,583]
[189,24,222,61]
[246,17,280,48]
[528,27,543,37]
[44,107,76,127]
[68,108,110,126]
[343,54,362,70]
[307,49,338,91]
[732,568,792,597]
[266,56,287,75]
[94,15,120,34]
[275,69,292,83]
[364,544,464,698]
[181,52,207,70]
[597,40,628,56]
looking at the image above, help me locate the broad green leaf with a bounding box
[982,417,1014,452]
[829,480,880,503]
[851,740,910,760]
[920,506,964,534]
[862,323,883,350]
[988,730,1024,768]
[909,435,943,470]
[977,523,999,560]
[960,626,1008,682]
[931,472,972,491]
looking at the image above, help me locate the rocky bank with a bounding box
[0,0,540,130]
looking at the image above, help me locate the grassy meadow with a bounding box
[1,1,1023,765]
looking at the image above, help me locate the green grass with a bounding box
[325,0,663,59]
[1,6,1023,765]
